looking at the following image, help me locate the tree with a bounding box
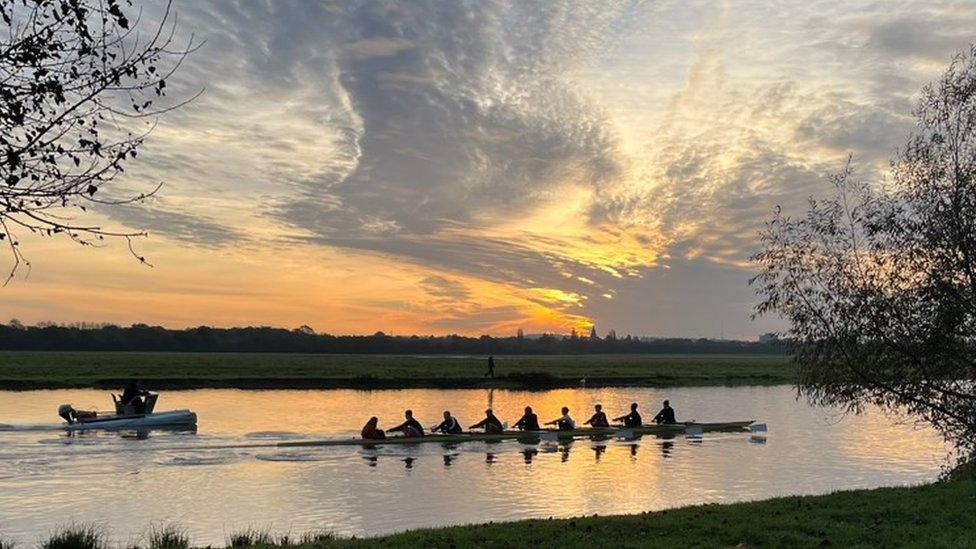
[752,46,976,461]
[0,0,197,281]
[589,326,599,340]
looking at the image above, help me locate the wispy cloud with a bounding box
[14,0,976,337]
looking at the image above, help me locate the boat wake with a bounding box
[0,422,64,432]
[254,451,344,462]
[164,454,235,467]
[245,430,306,440]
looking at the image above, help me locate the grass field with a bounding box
[0,351,794,390]
[325,479,976,548]
[14,480,975,548]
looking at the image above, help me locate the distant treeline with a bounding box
[0,322,788,354]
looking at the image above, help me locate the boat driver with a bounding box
[121,380,150,413]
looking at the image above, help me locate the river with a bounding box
[0,385,949,546]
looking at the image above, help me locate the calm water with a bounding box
[0,386,949,546]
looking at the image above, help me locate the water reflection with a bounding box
[0,385,951,547]
[593,444,607,461]
[661,441,674,458]
[560,441,573,462]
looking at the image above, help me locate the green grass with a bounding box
[225,530,336,548]
[41,525,105,549]
[227,529,275,548]
[0,351,794,390]
[322,480,976,548]
[147,525,190,549]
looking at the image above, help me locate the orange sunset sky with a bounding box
[5,1,975,338]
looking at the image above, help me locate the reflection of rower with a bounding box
[653,400,676,425]
[584,404,609,427]
[614,402,642,427]
[469,409,503,433]
[545,407,576,431]
[513,406,540,431]
[431,411,463,434]
[387,409,425,437]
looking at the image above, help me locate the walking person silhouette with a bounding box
[485,355,495,377]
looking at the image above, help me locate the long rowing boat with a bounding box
[279,421,756,448]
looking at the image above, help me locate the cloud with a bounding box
[867,16,976,63]
[101,203,246,247]
[420,275,471,302]
[61,0,976,338]
[269,1,630,235]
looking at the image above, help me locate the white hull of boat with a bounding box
[64,409,197,431]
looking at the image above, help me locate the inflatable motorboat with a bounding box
[58,392,196,431]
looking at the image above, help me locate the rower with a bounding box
[653,400,676,425]
[431,411,463,434]
[513,406,540,431]
[386,409,425,437]
[469,409,503,433]
[584,404,609,428]
[361,416,386,440]
[614,402,642,427]
[545,407,576,431]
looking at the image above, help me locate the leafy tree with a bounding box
[752,46,976,459]
[0,0,197,281]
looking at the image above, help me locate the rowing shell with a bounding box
[279,421,755,448]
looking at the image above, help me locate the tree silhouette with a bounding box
[0,0,198,282]
[753,45,976,461]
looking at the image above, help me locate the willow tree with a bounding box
[752,46,976,461]
[0,0,196,281]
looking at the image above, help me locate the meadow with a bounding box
[0,351,794,389]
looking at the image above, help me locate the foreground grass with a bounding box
[0,352,793,390]
[8,481,974,548]
[332,480,976,548]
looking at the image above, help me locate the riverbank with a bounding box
[334,479,975,548]
[345,480,974,547]
[12,480,974,548]
[0,351,793,390]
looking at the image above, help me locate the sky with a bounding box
[5,0,976,338]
